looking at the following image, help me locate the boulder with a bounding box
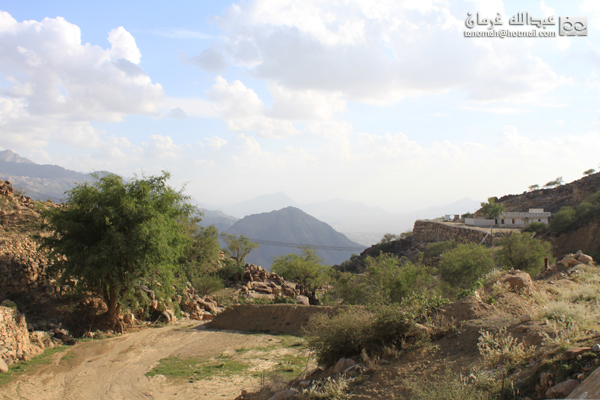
[296,295,310,306]
[499,270,533,293]
[0,359,8,373]
[333,357,356,374]
[546,379,580,399]
[578,254,594,264]
[562,347,591,360]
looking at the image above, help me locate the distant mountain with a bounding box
[200,208,239,232]
[226,207,366,269]
[223,192,299,218]
[0,150,110,202]
[0,150,34,164]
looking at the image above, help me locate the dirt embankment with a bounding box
[209,304,336,335]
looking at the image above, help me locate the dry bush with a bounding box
[490,281,511,297]
[300,377,350,400]
[537,300,595,330]
[565,285,600,302]
[484,267,504,284]
[541,322,579,350]
[402,368,490,400]
[477,327,534,368]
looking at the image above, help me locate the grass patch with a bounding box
[146,354,248,382]
[0,345,67,386]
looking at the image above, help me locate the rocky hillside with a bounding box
[486,172,600,214]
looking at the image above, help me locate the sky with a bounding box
[1,0,599,214]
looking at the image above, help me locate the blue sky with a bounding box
[1,0,599,213]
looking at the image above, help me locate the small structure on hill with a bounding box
[465,208,551,228]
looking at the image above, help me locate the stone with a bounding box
[578,254,594,264]
[545,379,580,399]
[296,295,310,305]
[0,358,8,373]
[333,357,356,374]
[499,271,533,293]
[520,314,532,323]
[562,347,591,360]
[592,344,600,353]
[267,389,298,400]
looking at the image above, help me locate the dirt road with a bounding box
[0,321,277,400]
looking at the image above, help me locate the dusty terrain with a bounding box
[0,320,302,400]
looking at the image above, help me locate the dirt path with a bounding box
[0,320,281,400]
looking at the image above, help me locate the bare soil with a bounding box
[0,320,297,400]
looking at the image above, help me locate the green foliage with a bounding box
[544,176,564,188]
[480,197,506,219]
[334,254,434,306]
[220,233,259,266]
[272,246,331,291]
[584,168,596,176]
[461,212,474,219]
[303,305,413,366]
[550,191,600,233]
[550,206,577,232]
[191,275,224,297]
[379,233,400,244]
[522,221,548,233]
[528,184,540,191]
[182,223,222,278]
[497,233,552,276]
[438,243,496,290]
[422,240,456,266]
[35,172,194,326]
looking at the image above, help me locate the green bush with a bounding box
[303,305,414,366]
[272,246,331,291]
[497,232,553,276]
[191,275,224,297]
[333,254,434,306]
[438,243,496,290]
[522,221,548,233]
[550,206,576,232]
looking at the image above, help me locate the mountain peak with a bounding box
[0,150,34,164]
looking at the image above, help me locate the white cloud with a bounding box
[207,76,299,138]
[266,84,346,120]
[0,12,164,153]
[168,107,187,119]
[204,136,228,149]
[210,0,562,104]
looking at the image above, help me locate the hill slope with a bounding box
[0,150,111,202]
[225,207,365,269]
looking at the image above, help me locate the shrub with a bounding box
[550,206,577,232]
[480,197,505,218]
[301,377,349,400]
[497,232,553,276]
[303,305,414,366]
[477,327,534,368]
[522,222,548,233]
[438,243,496,290]
[272,246,331,291]
[191,275,224,297]
[334,254,435,306]
[403,368,490,400]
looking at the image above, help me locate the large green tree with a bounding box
[497,232,553,275]
[37,172,194,329]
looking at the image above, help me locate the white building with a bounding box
[465,208,551,228]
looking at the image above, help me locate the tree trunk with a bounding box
[106,278,124,333]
